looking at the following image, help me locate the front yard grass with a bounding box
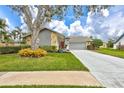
[0,53,88,71]
[96,48,124,58]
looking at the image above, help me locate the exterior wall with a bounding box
[24,30,51,46]
[86,41,92,46]
[38,29,51,46]
[51,32,59,49]
[0,42,15,47]
[114,36,124,49]
[24,29,65,50]
[25,36,31,45]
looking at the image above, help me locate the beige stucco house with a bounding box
[23,28,65,50]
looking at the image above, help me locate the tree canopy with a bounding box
[93,38,103,48]
[9,5,110,50]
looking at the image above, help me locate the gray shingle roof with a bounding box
[22,27,65,38]
[114,33,124,44]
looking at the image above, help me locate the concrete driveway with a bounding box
[71,50,124,88]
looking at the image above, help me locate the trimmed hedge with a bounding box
[39,46,57,52]
[0,45,30,54]
[0,45,57,54]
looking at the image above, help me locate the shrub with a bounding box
[39,46,57,52]
[0,45,30,54]
[92,39,103,48]
[18,48,47,57]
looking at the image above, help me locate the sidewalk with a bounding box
[0,71,101,86]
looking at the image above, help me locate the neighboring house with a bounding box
[100,42,107,48]
[65,36,92,50]
[23,28,65,50]
[113,33,124,49]
[0,32,5,42]
[0,34,5,46]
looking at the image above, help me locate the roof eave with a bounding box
[114,33,124,44]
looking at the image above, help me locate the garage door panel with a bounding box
[69,43,86,50]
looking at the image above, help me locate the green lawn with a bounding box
[0,85,103,88]
[96,48,124,58]
[0,53,88,71]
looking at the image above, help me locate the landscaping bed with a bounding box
[96,48,124,58]
[0,53,88,71]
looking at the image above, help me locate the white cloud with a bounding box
[49,10,124,42]
[48,20,61,29]
[102,12,124,38]
[5,18,10,26]
[5,18,14,30]
[86,12,93,24]
[69,21,91,36]
[48,20,69,35]
[101,9,109,17]
[48,6,124,42]
[84,8,124,41]
[48,20,91,37]
[54,21,68,34]
[20,16,28,32]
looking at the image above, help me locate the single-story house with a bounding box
[65,36,93,50]
[23,28,65,50]
[113,33,124,49]
[100,42,107,48]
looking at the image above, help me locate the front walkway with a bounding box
[0,71,101,86]
[71,50,124,88]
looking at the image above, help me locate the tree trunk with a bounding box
[31,30,40,50]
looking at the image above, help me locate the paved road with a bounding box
[71,50,124,88]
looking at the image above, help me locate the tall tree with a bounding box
[0,18,8,42]
[93,39,103,48]
[9,5,109,50]
[0,19,7,30]
[11,27,22,43]
[107,39,114,48]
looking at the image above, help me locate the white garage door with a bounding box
[69,42,86,50]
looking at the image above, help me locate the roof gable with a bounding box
[115,33,124,43]
[23,27,65,38]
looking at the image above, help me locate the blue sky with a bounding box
[0,6,21,28]
[0,5,124,41]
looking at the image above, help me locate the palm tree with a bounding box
[11,30,17,40]
[0,18,8,42]
[11,27,22,43]
[0,19,7,29]
[15,27,22,42]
